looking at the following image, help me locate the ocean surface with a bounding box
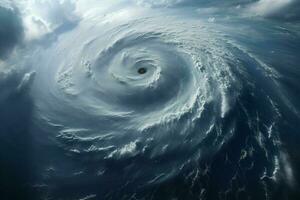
[0,1,300,200]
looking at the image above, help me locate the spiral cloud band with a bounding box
[0,1,300,200]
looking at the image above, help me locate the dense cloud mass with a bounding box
[0,1,300,200]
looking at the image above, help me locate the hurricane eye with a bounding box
[137,67,147,74]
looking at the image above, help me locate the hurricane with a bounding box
[0,1,300,200]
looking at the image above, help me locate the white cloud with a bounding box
[248,0,294,17]
[0,0,14,10]
[135,0,185,7]
[14,0,79,41]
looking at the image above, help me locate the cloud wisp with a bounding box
[248,0,300,20]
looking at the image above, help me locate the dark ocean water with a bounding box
[0,1,300,200]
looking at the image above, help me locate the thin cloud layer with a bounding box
[134,0,300,21]
[248,0,300,20]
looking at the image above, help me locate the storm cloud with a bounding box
[0,5,23,59]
